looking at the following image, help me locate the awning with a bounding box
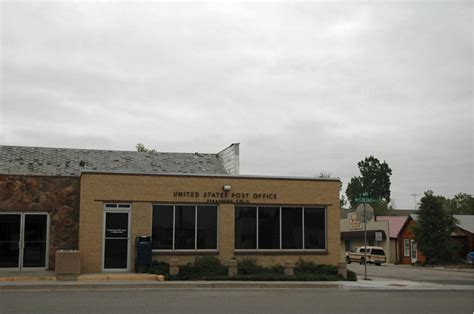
[341,230,387,240]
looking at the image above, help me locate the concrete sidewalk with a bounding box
[0,276,472,291]
[0,273,164,282]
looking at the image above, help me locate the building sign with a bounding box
[172,191,278,204]
[349,213,362,230]
[375,231,383,242]
[105,228,128,237]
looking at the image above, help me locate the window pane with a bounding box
[175,205,196,249]
[282,207,302,249]
[152,205,173,249]
[235,206,256,249]
[258,207,280,249]
[0,215,20,241]
[105,213,129,238]
[197,206,217,250]
[22,242,47,268]
[24,215,47,242]
[304,207,325,249]
[372,249,385,255]
[0,242,19,267]
[104,239,128,269]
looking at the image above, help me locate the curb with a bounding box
[1,280,473,291]
[0,281,343,291]
[0,274,164,282]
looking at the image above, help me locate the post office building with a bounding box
[0,144,341,273]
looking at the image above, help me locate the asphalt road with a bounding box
[0,289,472,314]
[348,263,474,285]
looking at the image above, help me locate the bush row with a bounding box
[147,257,356,281]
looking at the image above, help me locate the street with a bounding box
[0,289,473,314]
[347,263,474,285]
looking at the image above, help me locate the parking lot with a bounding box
[348,263,474,285]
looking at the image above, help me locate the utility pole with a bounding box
[356,192,372,280]
[411,193,419,210]
[363,200,367,280]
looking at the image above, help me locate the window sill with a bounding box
[152,250,219,256]
[234,250,328,255]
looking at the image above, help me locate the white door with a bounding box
[410,240,417,264]
[102,210,130,272]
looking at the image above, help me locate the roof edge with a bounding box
[80,170,341,182]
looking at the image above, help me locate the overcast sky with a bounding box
[1,1,472,209]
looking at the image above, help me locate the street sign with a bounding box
[375,231,383,242]
[355,192,374,203]
[355,197,374,203]
[355,203,374,223]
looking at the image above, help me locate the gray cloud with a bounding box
[1,2,472,208]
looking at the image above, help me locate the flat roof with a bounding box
[80,170,341,182]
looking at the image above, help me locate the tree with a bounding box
[371,199,393,217]
[444,193,474,215]
[413,190,458,264]
[345,156,392,208]
[136,143,156,153]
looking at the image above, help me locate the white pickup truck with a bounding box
[345,246,386,266]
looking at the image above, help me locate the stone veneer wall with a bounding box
[0,175,80,270]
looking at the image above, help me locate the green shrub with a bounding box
[346,270,357,281]
[237,258,284,275]
[192,256,227,275]
[237,258,264,275]
[147,261,169,275]
[147,257,356,281]
[170,256,227,280]
[295,257,338,275]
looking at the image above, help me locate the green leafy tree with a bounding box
[136,143,156,153]
[346,177,363,208]
[345,156,392,208]
[413,190,458,264]
[371,199,393,216]
[445,193,474,215]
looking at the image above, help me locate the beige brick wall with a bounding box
[79,173,341,272]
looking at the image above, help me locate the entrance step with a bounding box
[78,273,164,281]
[0,275,56,282]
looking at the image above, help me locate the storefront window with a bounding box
[258,207,280,249]
[197,205,218,250]
[304,207,325,249]
[174,205,195,250]
[282,207,303,249]
[152,205,173,250]
[152,205,218,250]
[234,207,257,249]
[234,206,326,251]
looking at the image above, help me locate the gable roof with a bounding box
[0,145,236,177]
[376,216,410,238]
[411,214,474,235]
[453,215,474,233]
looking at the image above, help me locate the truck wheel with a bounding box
[360,257,365,265]
[346,256,351,264]
[375,261,381,266]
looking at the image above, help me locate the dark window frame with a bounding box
[152,204,219,252]
[234,205,327,252]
